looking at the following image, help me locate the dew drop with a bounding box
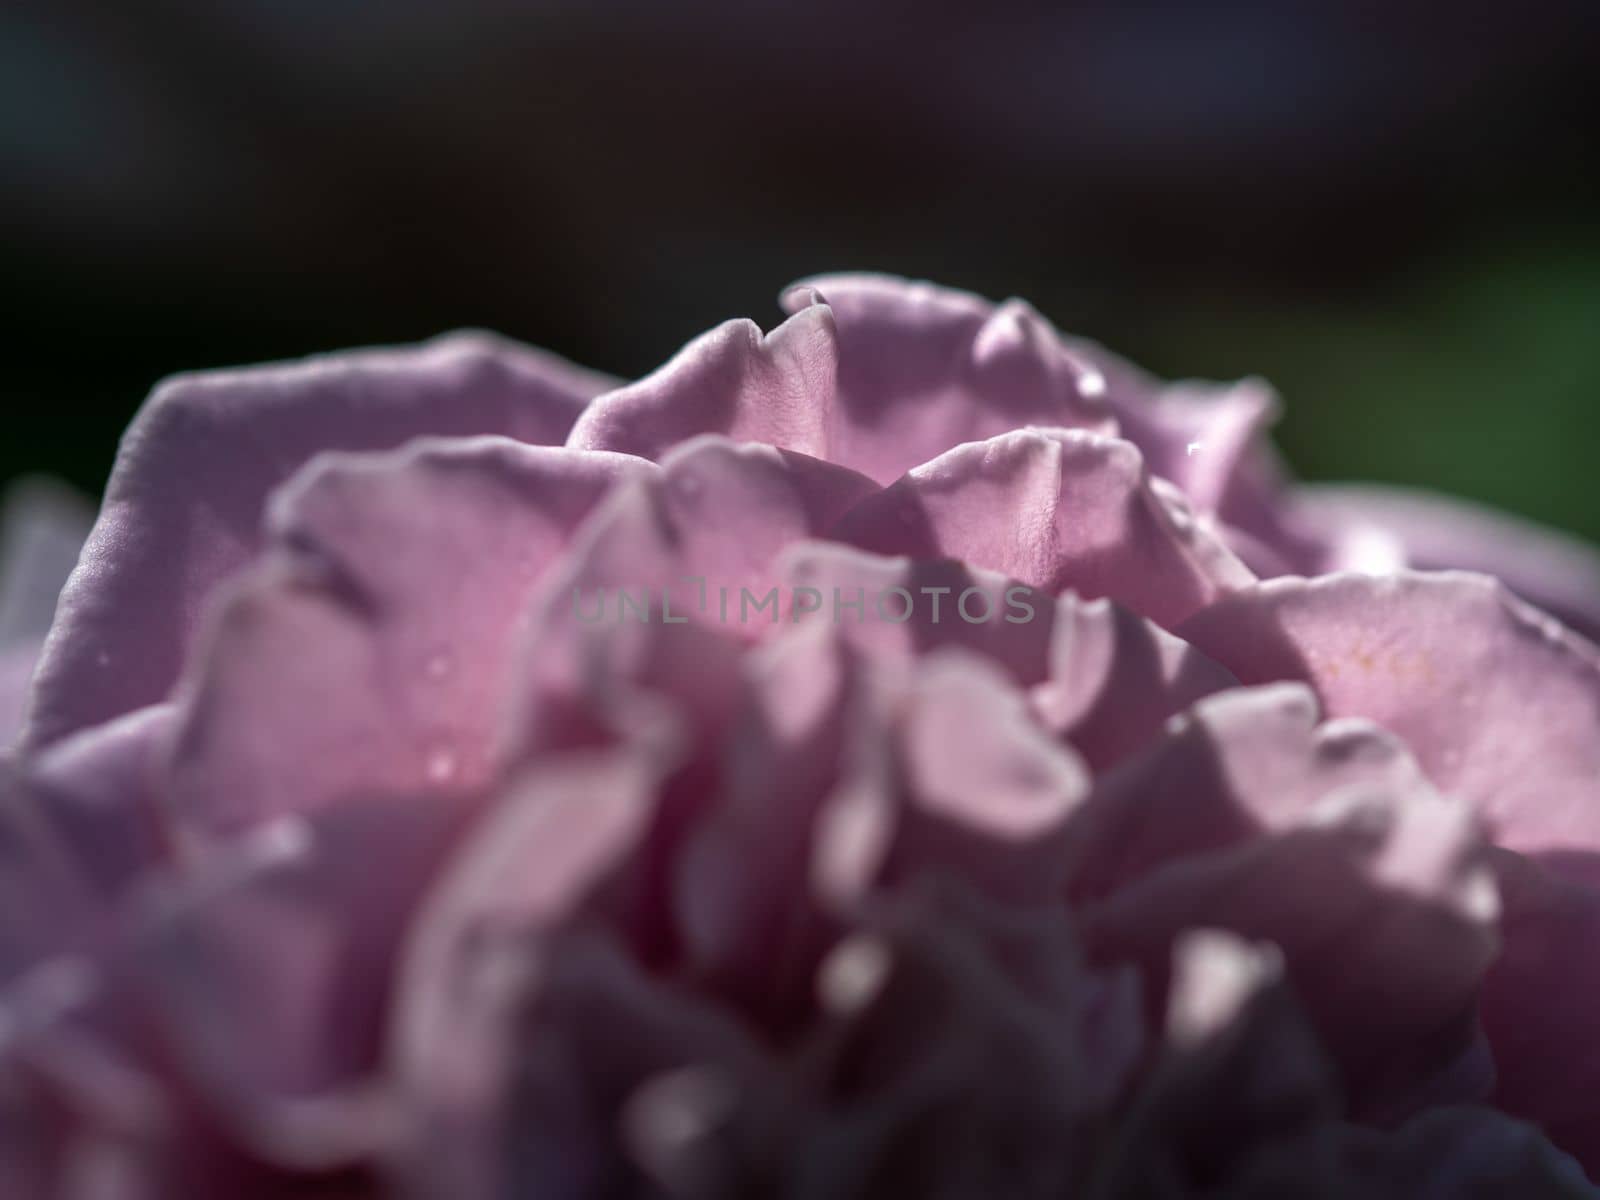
[1078,370,1107,399]
[425,744,461,785]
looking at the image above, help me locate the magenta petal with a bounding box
[779,274,1114,484]
[832,429,1254,628]
[1179,571,1600,861]
[1296,483,1600,645]
[567,305,840,462]
[23,334,615,751]
[165,438,644,840]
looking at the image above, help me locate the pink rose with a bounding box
[3,276,1598,1196]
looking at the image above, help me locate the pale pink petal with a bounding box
[23,334,614,750]
[1180,571,1600,862]
[567,306,839,462]
[165,438,644,840]
[778,274,1113,484]
[832,429,1254,628]
[1063,683,1428,903]
[771,542,1056,682]
[1297,483,1600,645]
[811,650,1091,909]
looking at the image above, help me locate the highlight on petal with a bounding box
[1296,482,1600,645]
[23,333,616,751]
[1106,377,1279,515]
[779,273,1114,484]
[1180,570,1600,862]
[567,305,840,462]
[165,438,646,841]
[832,429,1254,628]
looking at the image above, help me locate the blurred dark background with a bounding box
[4,0,1598,541]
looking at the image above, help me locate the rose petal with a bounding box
[1082,784,1498,1118]
[1296,483,1600,646]
[126,795,463,1171]
[811,650,1091,909]
[832,429,1253,628]
[1029,591,1238,769]
[165,438,644,840]
[772,542,1055,682]
[1480,850,1600,1176]
[22,705,175,899]
[23,334,614,750]
[1063,683,1427,903]
[1179,571,1600,862]
[778,274,1113,484]
[567,305,840,462]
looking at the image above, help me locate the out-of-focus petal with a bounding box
[1179,571,1600,863]
[1082,784,1498,1118]
[165,438,644,841]
[1480,850,1600,1178]
[833,429,1253,628]
[1063,683,1428,903]
[125,794,463,1173]
[1223,1107,1600,1197]
[1028,590,1238,769]
[0,478,93,650]
[22,705,175,900]
[22,334,615,751]
[1296,483,1600,646]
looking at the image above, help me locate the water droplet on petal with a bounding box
[1078,371,1106,399]
[425,744,460,785]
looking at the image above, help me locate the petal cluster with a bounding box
[2,275,1599,1197]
